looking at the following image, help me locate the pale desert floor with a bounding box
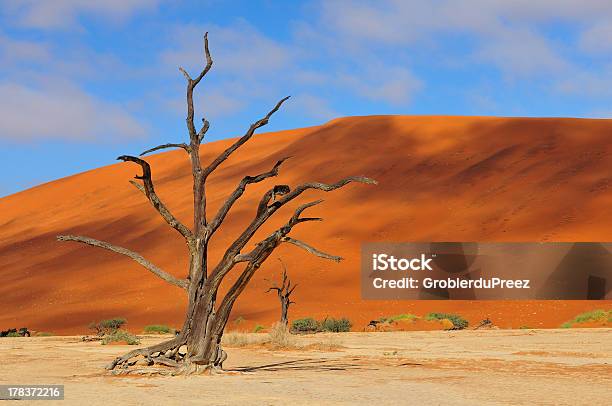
[1,329,610,405]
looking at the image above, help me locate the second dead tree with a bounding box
[267,258,296,326]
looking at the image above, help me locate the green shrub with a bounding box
[560,309,610,328]
[233,316,245,326]
[100,318,126,331]
[253,324,264,333]
[291,317,320,333]
[380,314,418,323]
[102,330,140,345]
[426,312,468,330]
[320,317,352,332]
[35,332,54,336]
[6,331,20,337]
[143,324,174,334]
[89,317,127,336]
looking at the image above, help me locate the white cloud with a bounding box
[476,28,570,78]
[579,21,612,55]
[0,81,146,141]
[337,65,422,105]
[288,94,338,121]
[161,22,291,79]
[1,0,160,29]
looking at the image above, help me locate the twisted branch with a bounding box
[117,155,193,241]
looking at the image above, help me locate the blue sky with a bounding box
[2,0,612,196]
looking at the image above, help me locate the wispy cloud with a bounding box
[1,0,161,30]
[0,80,146,141]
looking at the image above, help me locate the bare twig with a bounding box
[201,96,290,179]
[140,143,190,156]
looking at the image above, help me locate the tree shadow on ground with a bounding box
[230,357,377,373]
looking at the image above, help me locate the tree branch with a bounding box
[209,176,376,288]
[140,143,190,156]
[117,155,193,241]
[201,96,290,179]
[281,237,342,262]
[179,32,213,142]
[206,157,290,240]
[57,235,188,290]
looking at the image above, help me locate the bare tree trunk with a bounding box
[267,258,296,327]
[57,33,376,375]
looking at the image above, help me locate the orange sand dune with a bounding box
[1,115,611,334]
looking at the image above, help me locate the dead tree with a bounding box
[57,33,376,375]
[267,258,296,326]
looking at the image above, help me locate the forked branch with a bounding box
[57,235,188,290]
[206,157,290,240]
[179,32,213,141]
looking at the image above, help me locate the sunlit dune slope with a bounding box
[1,115,611,334]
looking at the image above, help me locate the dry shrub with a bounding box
[222,331,267,347]
[268,322,295,349]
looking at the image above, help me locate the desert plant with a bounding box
[222,332,267,347]
[291,317,320,333]
[320,317,352,332]
[253,325,264,333]
[102,330,140,345]
[560,309,610,328]
[35,332,54,336]
[380,314,418,323]
[57,33,375,374]
[426,312,469,330]
[6,331,21,337]
[268,322,294,348]
[89,318,127,336]
[100,318,126,332]
[144,325,174,334]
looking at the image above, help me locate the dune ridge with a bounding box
[1,115,611,334]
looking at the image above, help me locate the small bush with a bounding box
[143,325,174,334]
[6,331,20,337]
[35,332,54,337]
[426,312,468,330]
[101,330,140,345]
[560,309,610,328]
[320,317,352,332]
[222,332,267,347]
[379,314,418,323]
[89,317,127,336]
[253,324,264,333]
[268,322,294,348]
[291,318,320,333]
[233,316,245,326]
[101,318,126,331]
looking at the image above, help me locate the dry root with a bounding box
[106,337,228,376]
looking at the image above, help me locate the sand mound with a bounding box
[1,115,611,334]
